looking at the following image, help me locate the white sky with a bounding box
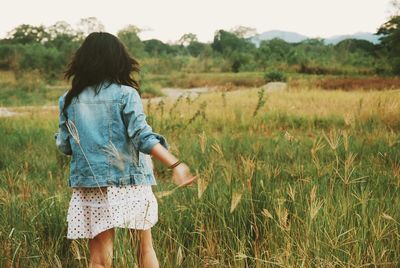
[0,0,394,43]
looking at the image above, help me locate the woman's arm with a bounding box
[149,143,179,167]
[55,95,72,156]
[150,143,197,187]
[122,88,169,155]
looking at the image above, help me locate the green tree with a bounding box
[143,39,169,56]
[46,21,80,51]
[230,26,257,39]
[212,30,256,72]
[142,39,185,56]
[377,15,400,74]
[187,41,210,57]
[7,24,49,44]
[256,41,272,70]
[0,43,21,70]
[212,30,246,54]
[335,39,375,55]
[256,38,292,69]
[178,33,198,46]
[117,25,145,58]
[20,44,64,79]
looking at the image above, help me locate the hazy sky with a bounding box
[0,0,394,43]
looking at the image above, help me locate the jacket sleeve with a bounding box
[122,88,169,154]
[54,94,72,156]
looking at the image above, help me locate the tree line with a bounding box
[0,16,399,82]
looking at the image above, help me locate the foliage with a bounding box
[178,33,198,46]
[117,25,145,58]
[0,18,394,81]
[212,30,257,72]
[263,70,287,82]
[143,39,180,57]
[377,15,400,74]
[6,24,50,44]
[335,39,376,55]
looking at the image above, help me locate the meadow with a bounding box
[0,84,399,267]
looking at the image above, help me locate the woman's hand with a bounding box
[149,143,197,187]
[172,163,197,187]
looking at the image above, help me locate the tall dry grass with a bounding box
[0,86,399,267]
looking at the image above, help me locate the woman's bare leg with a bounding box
[130,229,159,268]
[89,228,115,268]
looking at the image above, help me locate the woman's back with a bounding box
[57,82,168,188]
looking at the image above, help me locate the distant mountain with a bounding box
[250,30,382,46]
[250,30,309,46]
[324,32,381,45]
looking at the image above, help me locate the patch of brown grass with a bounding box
[316,76,400,91]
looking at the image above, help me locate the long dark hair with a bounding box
[63,32,140,113]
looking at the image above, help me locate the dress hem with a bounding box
[67,218,158,239]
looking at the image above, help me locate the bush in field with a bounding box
[263,70,287,82]
[0,43,22,71]
[18,44,64,81]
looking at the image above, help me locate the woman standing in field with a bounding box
[55,32,196,268]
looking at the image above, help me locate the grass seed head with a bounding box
[230,191,243,213]
[66,120,80,144]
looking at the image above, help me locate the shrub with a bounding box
[263,70,287,82]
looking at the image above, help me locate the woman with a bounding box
[55,32,196,267]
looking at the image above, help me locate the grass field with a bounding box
[0,86,399,267]
[2,69,400,107]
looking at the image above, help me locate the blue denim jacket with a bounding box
[54,82,168,188]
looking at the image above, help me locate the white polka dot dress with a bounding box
[66,185,158,239]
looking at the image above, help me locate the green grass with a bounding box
[0,88,399,267]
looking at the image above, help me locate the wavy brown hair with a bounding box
[63,32,140,114]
